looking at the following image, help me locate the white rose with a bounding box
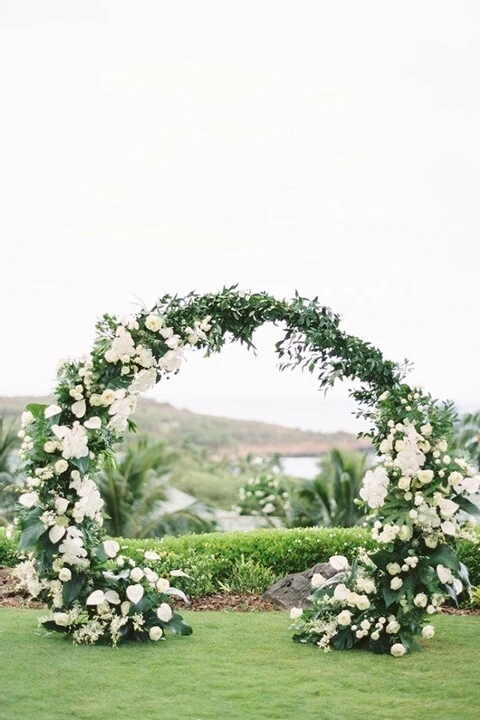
[53,612,70,627]
[386,620,401,634]
[422,624,435,639]
[390,577,403,591]
[397,476,411,491]
[58,567,72,582]
[145,315,163,332]
[156,578,170,593]
[149,626,164,641]
[55,459,69,475]
[44,440,57,453]
[416,470,434,486]
[386,562,401,575]
[414,593,428,608]
[420,423,433,436]
[289,607,303,620]
[21,410,34,426]
[356,595,371,611]
[336,610,353,626]
[390,643,406,657]
[448,471,464,487]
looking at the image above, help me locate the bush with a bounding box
[2,524,479,598]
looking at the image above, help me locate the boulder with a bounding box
[262,562,341,610]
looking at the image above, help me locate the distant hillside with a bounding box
[0,396,370,456]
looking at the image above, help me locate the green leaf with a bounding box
[167,613,193,636]
[428,545,460,572]
[454,495,480,518]
[26,403,47,419]
[382,581,400,608]
[18,507,47,550]
[63,573,87,605]
[70,455,90,473]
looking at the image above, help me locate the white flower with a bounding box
[416,469,434,486]
[105,590,121,605]
[386,620,401,634]
[436,564,453,585]
[71,399,86,418]
[53,612,71,627]
[333,584,350,601]
[458,475,480,495]
[397,476,411,491]
[420,423,433,436]
[58,567,71,583]
[45,405,62,419]
[441,520,457,536]
[437,498,459,519]
[414,593,428,608]
[49,524,67,544]
[145,315,163,332]
[422,624,435,639]
[130,567,144,583]
[359,467,390,509]
[144,550,160,561]
[126,584,144,605]
[337,610,353,626]
[86,589,106,605]
[170,569,190,578]
[44,440,57,453]
[60,422,89,460]
[157,603,173,622]
[453,578,463,595]
[84,416,102,430]
[156,578,170,593]
[390,643,406,657]
[395,447,426,476]
[103,540,120,558]
[130,368,157,393]
[105,327,136,363]
[149,626,163,641]
[386,563,401,576]
[311,573,326,589]
[18,492,38,508]
[379,438,392,454]
[356,595,370,611]
[329,555,349,571]
[390,577,403,591]
[55,459,69,474]
[21,410,35,426]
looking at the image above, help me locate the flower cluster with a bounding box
[291,385,479,656]
[235,472,290,522]
[14,302,214,645]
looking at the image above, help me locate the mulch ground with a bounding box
[1,565,478,615]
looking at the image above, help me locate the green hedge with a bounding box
[2,526,479,597]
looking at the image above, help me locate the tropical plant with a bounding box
[0,417,21,525]
[291,448,371,528]
[95,436,215,538]
[455,410,480,470]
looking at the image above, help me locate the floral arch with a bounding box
[15,288,478,653]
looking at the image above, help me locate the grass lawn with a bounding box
[1,609,479,720]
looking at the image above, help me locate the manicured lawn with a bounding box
[1,609,479,720]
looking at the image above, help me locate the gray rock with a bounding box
[262,562,342,610]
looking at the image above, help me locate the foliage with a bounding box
[234,454,291,525]
[12,287,480,652]
[0,417,22,525]
[291,448,371,528]
[455,410,480,469]
[94,436,216,539]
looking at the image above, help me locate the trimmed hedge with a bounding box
[2,526,479,597]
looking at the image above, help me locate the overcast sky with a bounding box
[1,1,479,433]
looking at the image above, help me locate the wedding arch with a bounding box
[15,288,478,653]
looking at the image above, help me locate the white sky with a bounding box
[1,1,479,433]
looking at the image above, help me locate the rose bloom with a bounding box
[414,593,428,608]
[386,620,401,634]
[58,568,72,582]
[390,643,406,657]
[337,610,353,626]
[356,595,370,611]
[422,625,435,639]
[390,577,403,591]
[156,578,170,593]
[145,315,163,332]
[386,563,401,575]
[149,626,163,641]
[130,567,144,583]
[289,607,303,620]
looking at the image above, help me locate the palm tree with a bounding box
[95,437,216,538]
[291,448,371,528]
[455,410,480,469]
[0,417,21,525]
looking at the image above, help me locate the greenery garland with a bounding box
[14,287,479,652]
